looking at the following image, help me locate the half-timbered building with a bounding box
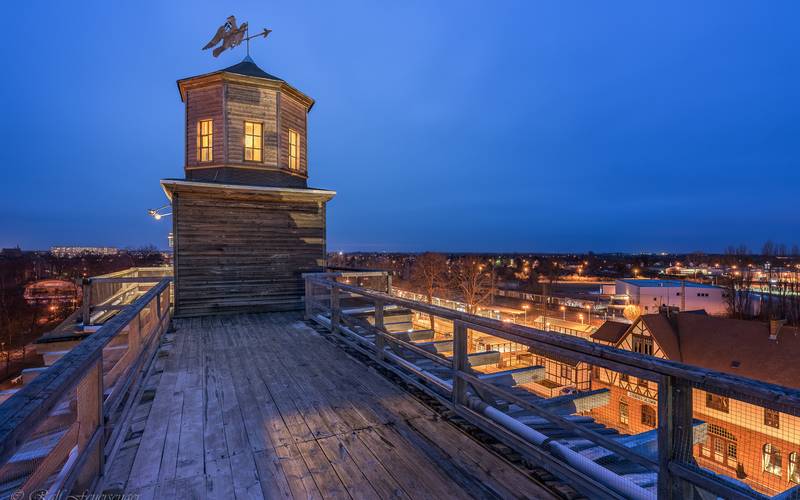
[590,311,800,495]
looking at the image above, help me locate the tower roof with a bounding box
[176,56,314,109]
[220,56,283,82]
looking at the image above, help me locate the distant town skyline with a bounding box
[2,1,799,253]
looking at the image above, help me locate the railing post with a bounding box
[374,299,385,361]
[156,290,162,320]
[82,278,92,326]
[386,273,392,295]
[657,375,693,499]
[75,356,104,489]
[304,277,312,320]
[331,284,340,334]
[452,321,468,406]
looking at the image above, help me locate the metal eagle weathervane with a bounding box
[202,16,271,57]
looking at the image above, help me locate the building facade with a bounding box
[615,278,727,315]
[590,313,800,495]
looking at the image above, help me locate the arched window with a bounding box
[763,444,782,476]
[641,405,656,427]
[790,452,799,484]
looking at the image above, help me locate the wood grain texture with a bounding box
[181,75,310,187]
[104,312,553,499]
[171,184,329,317]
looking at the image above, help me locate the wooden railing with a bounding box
[305,272,800,500]
[0,277,172,498]
[81,267,172,326]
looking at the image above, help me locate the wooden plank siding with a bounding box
[225,83,278,167]
[186,85,224,167]
[183,77,310,188]
[279,92,308,174]
[167,182,333,317]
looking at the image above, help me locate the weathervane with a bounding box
[202,16,271,58]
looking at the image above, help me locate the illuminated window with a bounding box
[764,408,780,429]
[706,393,730,413]
[244,121,262,162]
[197,120,213,162]
[619,400,629,425]
[288,129,300,170]
[790,452,799,484]
[641,405,656,427]
[763,443,782,476]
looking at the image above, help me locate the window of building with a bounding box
[763,443,782,476]
[619,400,629,425]
[790,452,800,484]
[244,121,263,161]
[560,365,573,380]
[637,377,648,388]
[288,129,300,170]
[705,393,729,413]
[641,405,656,427]
[197,120,213,162]
[631,334,654,356]
[764,408,780,429]
[700,426,737,469]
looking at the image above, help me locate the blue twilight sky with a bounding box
[1,1,799,253]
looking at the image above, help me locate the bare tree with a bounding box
[451,257,494,315]
[723,270,754,320]
[762,240,775,257]
[410,253,448,331]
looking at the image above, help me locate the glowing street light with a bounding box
[578,313,584,324]
[560,305,566,320]
[147,205,172,221]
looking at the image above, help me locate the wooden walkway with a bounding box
[102,312,553,499]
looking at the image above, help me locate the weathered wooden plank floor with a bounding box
[103,312,553,499]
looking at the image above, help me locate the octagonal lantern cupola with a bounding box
[176,56,313,188]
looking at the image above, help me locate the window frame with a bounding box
[619,400,629,425]
[631,334,654,356]
[764,408,780,429]
[763,443,782,477]
[790,452,799,484]
[243,120,263,162]
[641,405,656,427]
[705,393,730,413]
[288,128,300,170]
[197,119,213,163]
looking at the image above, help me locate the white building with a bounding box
[50,246,119,258]
[615,279,727,315]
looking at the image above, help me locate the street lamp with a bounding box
[578,313,584,325]
[522,304,529,323]
[560,305,566,320]
[147,205,172,221]
[586,304,592,324]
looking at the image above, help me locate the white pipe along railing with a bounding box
[304,271,800,500]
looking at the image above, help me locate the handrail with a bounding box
[305,273,795,499]
[0,277,172,495]
[308,276,800,413]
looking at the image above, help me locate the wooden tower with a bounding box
[161,56,335,317]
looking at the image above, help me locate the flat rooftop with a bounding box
[617,278,719,289]
[101,312,553,499]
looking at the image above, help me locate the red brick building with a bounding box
[590,312,800,496]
